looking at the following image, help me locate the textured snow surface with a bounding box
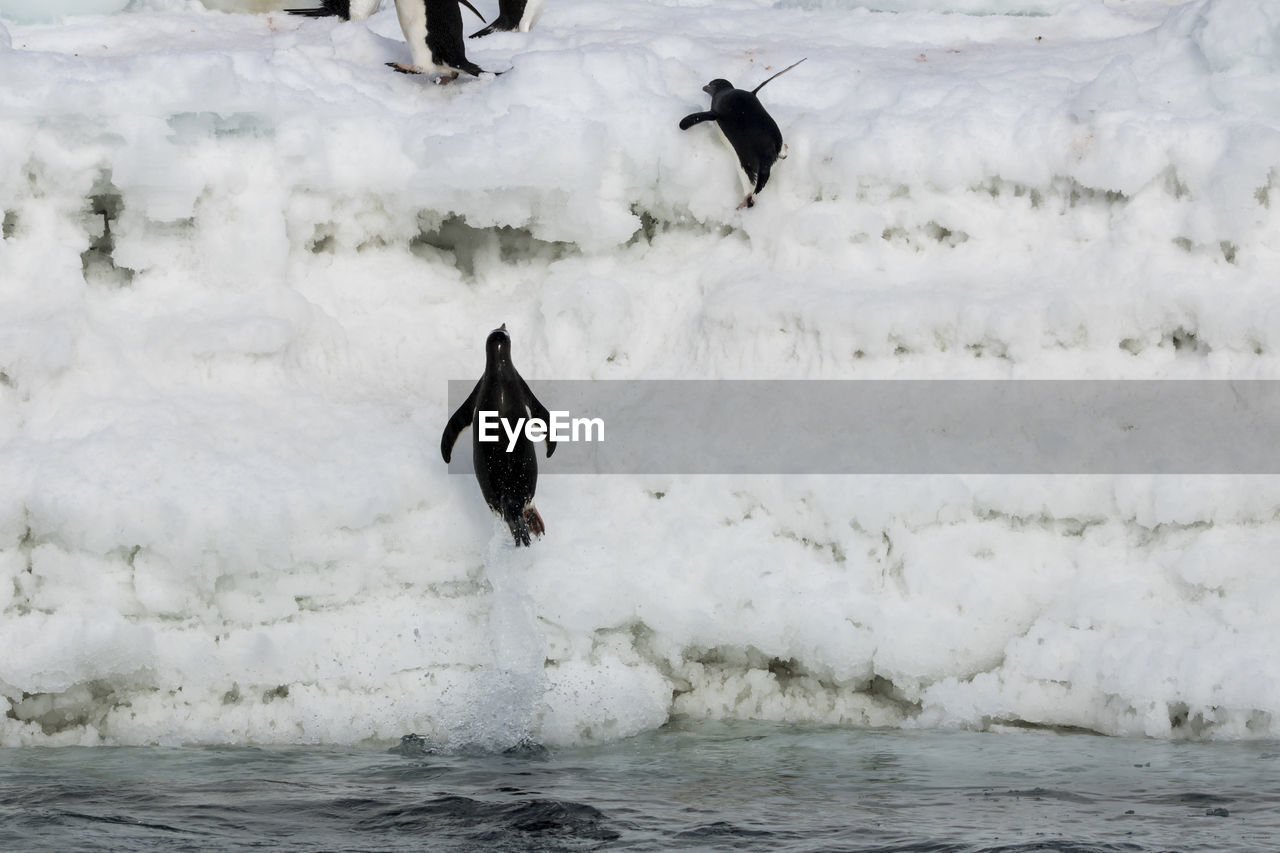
[1,0,1279,746]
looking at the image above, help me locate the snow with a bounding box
[1,0,1279,747]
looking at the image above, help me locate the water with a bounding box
[1,723,1276,852]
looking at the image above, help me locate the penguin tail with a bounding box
[754,162,772,195]
[502,497,532,547]
[285,0,350,18]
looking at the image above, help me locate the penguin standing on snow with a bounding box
[441,325,556,547]
[678,58,806,209]
[387,0,491,78]
[469,0,544,38]
[286,0,492,80]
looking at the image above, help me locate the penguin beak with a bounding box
[702,83,714,95]
[500,323,507,331]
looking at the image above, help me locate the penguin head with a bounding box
[485,323,511,366]
[703,79,733,96]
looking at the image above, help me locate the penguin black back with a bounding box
[441,325,556,546]
[679,58,806,209]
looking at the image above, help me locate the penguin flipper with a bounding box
[750,57,807,96]
[458,0,487,23]
[285,0,350,18]
[470,13,514,37]
[519,376,557,458]
[679,111,717,131]
[441,383,479,464]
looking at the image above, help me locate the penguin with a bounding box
[286,0,491,81]
[469,0,544,38]
[386,0,491,79]
[441,324,556,547]
[678,58,806,209]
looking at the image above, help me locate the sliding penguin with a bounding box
[441,325,556,547]
[679,58,806,209]
[286,0,491,80]
[469,0,544,38]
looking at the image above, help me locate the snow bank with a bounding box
[2,0,1280,747]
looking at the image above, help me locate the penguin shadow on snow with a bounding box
[441,324,557,547]
[285,0,515,82]
[679,58,807,210]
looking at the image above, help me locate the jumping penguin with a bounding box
[469,0,545,38]
[441,324,556,547]
[678,58,806,209]
[286,0,491,80]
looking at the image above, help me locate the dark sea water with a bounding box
[1,723,1277,852]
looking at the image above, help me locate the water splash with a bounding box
[440,526,547,752]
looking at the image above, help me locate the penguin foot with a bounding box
[433,72,461,85]
[386,62,422,75]
[524,505,546,538]
[737,194,756,210]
